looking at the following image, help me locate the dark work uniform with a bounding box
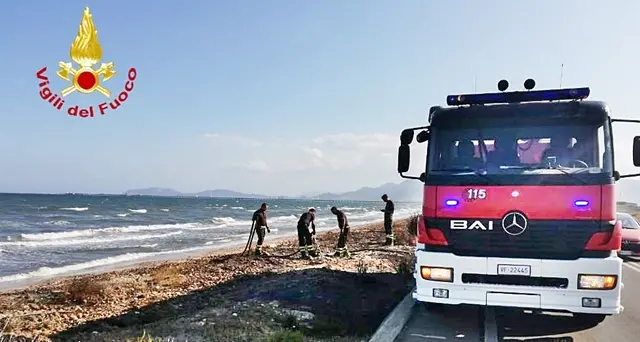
[252,209,268,255]
[334,210,351,257]
[297,211,317,257]
[382,199,395,245]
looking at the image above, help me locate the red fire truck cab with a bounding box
[397,79,640,324]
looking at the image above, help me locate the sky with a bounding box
[1,0,640,196]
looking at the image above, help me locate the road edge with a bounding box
[368,289,416,342]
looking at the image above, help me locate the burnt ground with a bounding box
[51,268,413,342]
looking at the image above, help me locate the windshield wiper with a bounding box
[434,168,500,185]
[511,164,587,185]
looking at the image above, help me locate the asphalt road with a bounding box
[394,257,640,342]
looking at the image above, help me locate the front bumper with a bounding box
[413,250,623,315]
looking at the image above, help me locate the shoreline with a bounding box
[0,213,418,293]
[0,217,417,341]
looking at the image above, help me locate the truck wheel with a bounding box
[574,313,606,325]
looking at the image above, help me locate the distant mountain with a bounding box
[124,188,182,197]
[124,187,267,198]
[313,181,422,202]
[192,189,266,198]
[123,181,422,202]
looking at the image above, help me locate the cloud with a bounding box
[311,133,397,150]
[193,131,426,194]
[202,132,264,148]
[243,159,271,172]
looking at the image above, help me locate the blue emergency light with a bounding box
[446,87,590,106]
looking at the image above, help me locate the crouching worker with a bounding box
[297,208,318,259]
[252,203,271,256]
[331,206,351,257]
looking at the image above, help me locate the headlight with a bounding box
[578,274,617,290]
[420,266,453,282]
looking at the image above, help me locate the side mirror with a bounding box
[398,145,410,173]
[419,172,426,182]
[416,130,430,143]
[634,136,640,167]
[400,129,414,145]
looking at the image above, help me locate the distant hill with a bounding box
[124,180,422,202]
[124,187,268,198]
[313,181,422,202]
[124,188,183,197]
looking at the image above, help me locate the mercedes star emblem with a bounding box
[501,211,528,236]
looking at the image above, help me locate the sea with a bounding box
[0,193,419,290]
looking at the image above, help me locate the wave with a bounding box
[230,206,244,210]
[60,207,88,212]
[1,231,182,247]
[128,209,147,214]
[8,210,416,247]
[0,245,208,283]
[43,220,71,226]
[160,209,170,212]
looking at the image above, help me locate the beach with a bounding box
[0,194,419,291]
[0,215,417,342]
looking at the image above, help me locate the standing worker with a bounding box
[297,208,317,259]
[330,206,351,257]
[380,194,395,246]
[251,203,271,256]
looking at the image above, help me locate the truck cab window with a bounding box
[428,120,613,180]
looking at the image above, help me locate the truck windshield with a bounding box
[427,120,613,179]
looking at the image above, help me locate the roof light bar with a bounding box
[446,87,590,106]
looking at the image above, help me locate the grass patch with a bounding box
[265,330,304,342]
[393,213,419,246]
[356,260,368,274]
[64,277,107,305]
[132,330,172,342]
[0,318,38,342]
[394,257,414,280]
[149,266,183,288]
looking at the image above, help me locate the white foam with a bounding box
[160,209,170,212]
[60,207,88,212]
[2,231,182,247]
[128,209,147,214]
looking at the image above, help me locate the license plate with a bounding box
[497,264,531,276]
[619,250,632,256]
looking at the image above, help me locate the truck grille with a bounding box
[426,218,607,260]
[461,273,569,288]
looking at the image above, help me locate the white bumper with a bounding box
[413,249,623,315]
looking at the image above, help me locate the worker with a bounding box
[488,136,520,167]
[452,139,482,169]
[297,208,317,259]
[380,194,395,246]
[541,135,574,166]
[251,203,271,256]
[331,206,351,257]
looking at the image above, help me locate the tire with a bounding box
[574,313,606,325]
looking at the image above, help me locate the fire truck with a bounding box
[397,79,640,323]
